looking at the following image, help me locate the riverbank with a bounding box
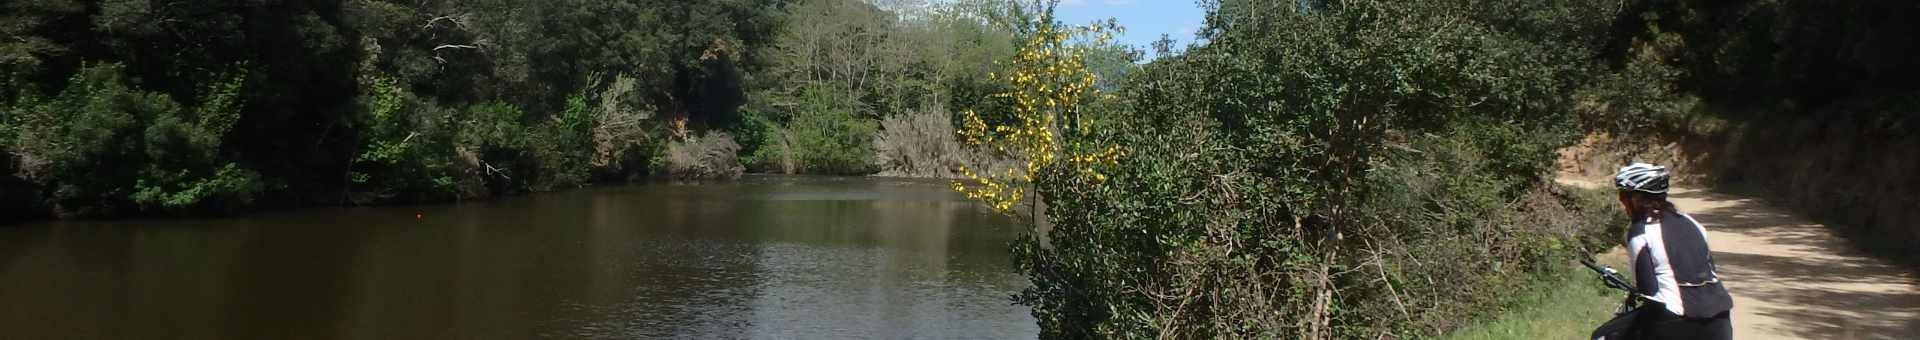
[0,173,969,226]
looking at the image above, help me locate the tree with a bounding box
[1001,0,1623,337]
[953,1,1121,214]
[0,0,85,81]
[5,64,263,216]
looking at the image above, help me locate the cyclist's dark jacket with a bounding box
[1627,210,1734,318]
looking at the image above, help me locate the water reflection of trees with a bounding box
[0,179,1030,338]
[737,179,1034,338]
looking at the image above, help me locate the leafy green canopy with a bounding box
[3,64,263,216]
[1,0,797,214]
[1006,0,1624,337]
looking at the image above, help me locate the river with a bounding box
[0,176,1037,339]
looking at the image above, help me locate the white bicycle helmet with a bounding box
[1614,162,1670,194]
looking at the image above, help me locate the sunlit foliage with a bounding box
[952,1,1122,214]
[999,0,1630,338]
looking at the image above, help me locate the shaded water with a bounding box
[0,176,1036,339]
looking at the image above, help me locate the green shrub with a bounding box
[945,75,1019,130]
[448,101,529,197]
[1003,0,1622,338]
[735,108,792,173]
[2,64,262,216]
[788,85,878,174]
[738,85,877,175]
[131,163,264,212]
[528,93,594,190]
[352,85,593,200]
[456,102,528,158]
[350,75,462,202]
[1355,127,1625,333]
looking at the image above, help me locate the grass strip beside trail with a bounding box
[1444,255,1630,340]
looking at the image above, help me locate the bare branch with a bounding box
[432,44,480,51]
[431,44,481,64]
[422,14,468,30]
[483,162,511,180]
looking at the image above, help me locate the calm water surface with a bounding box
[0,176,1036,339]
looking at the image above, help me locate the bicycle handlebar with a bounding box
[1580,258,1606,272]
[1581,257,1639,294]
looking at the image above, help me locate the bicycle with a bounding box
[1583,257,1653,340]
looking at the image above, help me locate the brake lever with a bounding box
[1580,254,1658,306]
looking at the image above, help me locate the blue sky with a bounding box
[1052,0,1207,59]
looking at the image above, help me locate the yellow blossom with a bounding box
[952,16,1127,216]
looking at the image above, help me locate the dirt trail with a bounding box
[1563,179,1920,339]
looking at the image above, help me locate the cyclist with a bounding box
[1615,163,1733,339]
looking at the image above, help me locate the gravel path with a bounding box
[1665,188,1920,339]
[1563,177,1920,339]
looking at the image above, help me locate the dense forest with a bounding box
[3,0,1915,338]
[1,0,1120,220]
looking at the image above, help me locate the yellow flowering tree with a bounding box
[953,2,1123,215]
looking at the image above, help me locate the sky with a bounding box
[1052,0,1208,60]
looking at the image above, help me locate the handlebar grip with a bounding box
[1580,258,1605,272]
[1579,257,1642,296]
